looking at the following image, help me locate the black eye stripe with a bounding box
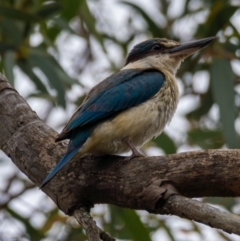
[125,40,168,64]
[152,44,162,50]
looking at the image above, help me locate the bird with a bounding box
[40,36,215,188]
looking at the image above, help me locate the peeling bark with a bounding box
[1,73,240,237]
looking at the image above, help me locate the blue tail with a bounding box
[40,127,94,188]
[40,147,79,188]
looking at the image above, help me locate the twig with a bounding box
[74,207,100,241]
[0,183,35,209]
[73,207,115,241]
[157,195,240,235]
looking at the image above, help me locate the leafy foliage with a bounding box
[0,0,239,240]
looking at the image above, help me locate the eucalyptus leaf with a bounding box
[110,206,151,241]
[153,132,177,154]
[6,207,44,241]
[187,88,214,120]
[188,129,224,149]
[197,2,238,36]
[36,2,61,18]
[210,58,239,148]
[0,5,40,22]
[79,0,105,49]
[0,18,23,46]
[18,60,49,94]
[121,1,162,37]
[3,51,15,85]
[28,51,66,107]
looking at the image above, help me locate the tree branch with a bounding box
[74,207,115,241]
[0,73,240,237]
[74,207,101,241]
[158,195,240,235]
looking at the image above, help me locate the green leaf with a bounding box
[197,2,238,36]
[52,17,75,34]
[28,50,66,107]
[27,92,57,103]
[41,208,67,233]
[37,2,61,18]
[0,18,23,46]
[119,209,152,241]
[79,0,105,48]
[3,50,15,85]
[187,87,214,120]
[50,56,79,86]
[18,60,49,94]
[6,207,44,241]
[210,58,239,148]
[188,129,224,149]
[161,220,175,241]
[121,1,162,37]
[152,132,177,154]
[61,0,82,20]
[0,5,40,22]
[110,206,151,241]
[0,42,16,52]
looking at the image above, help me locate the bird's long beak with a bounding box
[166,36,216,57]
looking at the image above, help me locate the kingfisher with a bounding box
[41,36,215,188]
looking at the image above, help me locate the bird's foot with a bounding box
[89,153,95,160]
[124,151,145,161]
[125,140,145,161]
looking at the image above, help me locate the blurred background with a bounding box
[0,0,240,240]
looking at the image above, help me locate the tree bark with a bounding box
[0,73,240,237]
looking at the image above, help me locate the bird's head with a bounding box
[124,37,215,74]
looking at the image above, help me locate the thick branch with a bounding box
[1,73,240,236]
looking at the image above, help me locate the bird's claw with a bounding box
[124,152,145,161]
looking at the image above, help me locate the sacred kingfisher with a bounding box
[41,36,215,188]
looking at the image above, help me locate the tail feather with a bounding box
[40,148,79,188]
[40,127,94,188]
[55,130,71,142]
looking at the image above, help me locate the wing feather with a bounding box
[57,69,165,141]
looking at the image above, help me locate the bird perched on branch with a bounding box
[41,36,215,188]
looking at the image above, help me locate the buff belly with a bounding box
[78,98,170,155]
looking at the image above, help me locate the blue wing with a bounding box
[63,69,165,134]
[41,69,165,188]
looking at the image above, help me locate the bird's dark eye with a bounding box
[152,44,162,50]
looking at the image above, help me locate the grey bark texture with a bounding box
[0,73,240,238]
